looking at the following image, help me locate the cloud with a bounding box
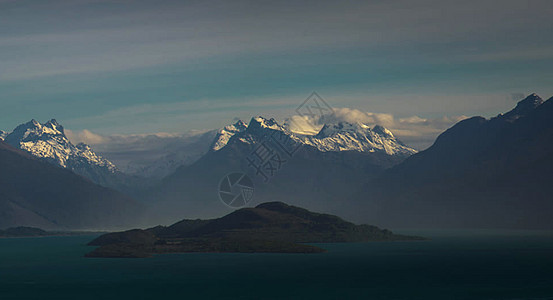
[2,0,553,81]
[1,1,552,136]
[64,127,216,176]
[321,108,396,128]
[285,115,320,135]
[65,128,197,147]
[287,107,468,150]
[65,129,107,145]
[398,115,428,124]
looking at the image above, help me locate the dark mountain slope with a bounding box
[369,94,553,228]
[0,140,143,230]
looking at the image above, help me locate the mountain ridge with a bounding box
[4,119,117,180]
[3,119,158,195]
[210,116,417,156]
[367,93,553,228]
[145,116,415,223]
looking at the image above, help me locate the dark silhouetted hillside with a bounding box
[0,140,143,230]
[370,94,553,228]
[86,202,423,258]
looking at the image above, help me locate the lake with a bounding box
[1,230,553,299]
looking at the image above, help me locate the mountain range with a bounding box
[2,93,552,230]
[1,116,413,197]
[149,94,553,229]
[1,115,414,229]
[211,117,417,156]
[2,119,155,196]
[147,116,417,223]
[4,119,117,182]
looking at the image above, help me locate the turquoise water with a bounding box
[1,231,553,299]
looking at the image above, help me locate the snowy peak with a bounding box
[4,119,117,175]
[372,125,394,138]
[210,117,289,151]
[211,117,416,157]
[315,122,372,138]
[502,93,544,120]
[76,142,92,151]
[9,118,64,142]
[249,116,283,131]
[305,122,415,156]
[210,120,248,151]
[44,119,64,133]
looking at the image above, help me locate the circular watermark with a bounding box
[218,172,255,208]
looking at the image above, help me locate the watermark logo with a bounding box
[218,172,255,208]
[246,130,301,182]
[217,92,332,208]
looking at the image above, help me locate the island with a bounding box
[86,202,425,258]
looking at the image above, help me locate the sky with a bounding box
[1,0,553,149]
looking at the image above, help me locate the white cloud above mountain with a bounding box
[65,128,216,178]
[287,107,467,150]
[65,129,108,145]
[63,106,467,176]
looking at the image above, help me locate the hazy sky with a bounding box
[1,0,553,144]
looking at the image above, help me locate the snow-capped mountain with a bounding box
[210,116,417,157]
[304,123,416,155]
[210,120,248,151]
[4,119,118,183]
[153,116,416,221]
